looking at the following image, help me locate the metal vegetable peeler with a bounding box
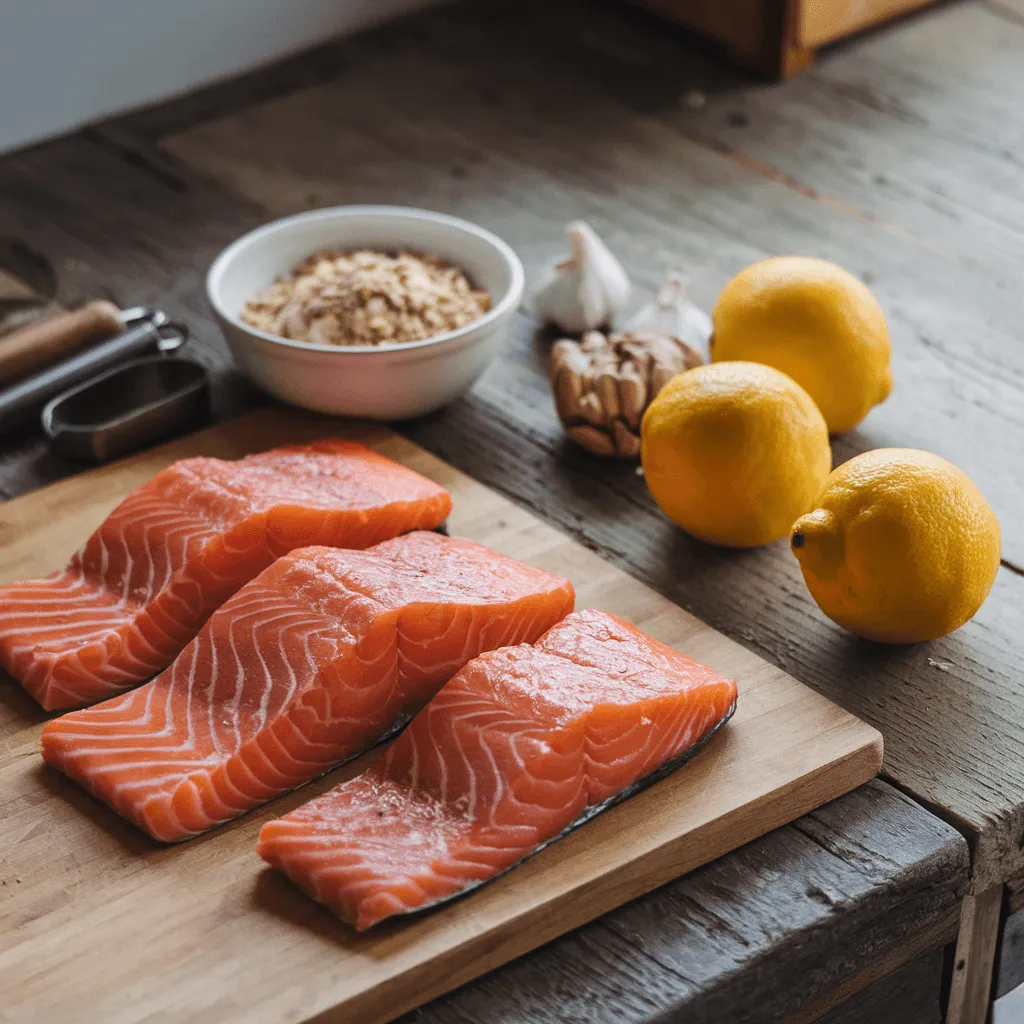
[0,307,210,461]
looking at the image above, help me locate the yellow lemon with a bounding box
[711,256,892,434]
[641,361,831,548]
[791,449,1000,643]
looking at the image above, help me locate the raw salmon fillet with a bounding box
[41,532,574,841]
[0,440,452,710]
[257,608,738,930]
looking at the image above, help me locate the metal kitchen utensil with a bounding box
[42,356,209,463]
[0,308,188,434]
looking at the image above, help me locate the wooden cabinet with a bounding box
[631,0,939,76]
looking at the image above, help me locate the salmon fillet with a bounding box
[257,609,738,930]
[41,532,574,841]
[0,440,451,710]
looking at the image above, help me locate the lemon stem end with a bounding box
[791,508,844,578]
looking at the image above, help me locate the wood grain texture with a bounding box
[131,0,1024,888]
[947,884,1005,1024]
[811,948,946,1024]
[681,1,1024,309]
[0,407,882,1024]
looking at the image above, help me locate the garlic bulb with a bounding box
[625,273,712,357]
[533,221,631,333]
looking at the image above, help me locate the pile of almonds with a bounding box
[549,330,703,457]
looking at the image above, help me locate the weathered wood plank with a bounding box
[811,947,945,1024]
[680,1,1024,279]
[947,884,1005,1024]
[131,0,1024,887]
[402,781,965,1024]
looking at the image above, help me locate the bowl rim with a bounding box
[206,204,525,355]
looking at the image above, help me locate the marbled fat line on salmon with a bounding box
[257,609,738,931]
[41,532,575,841]
[0,440,452,710]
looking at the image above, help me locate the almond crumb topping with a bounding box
[241,249,491,346]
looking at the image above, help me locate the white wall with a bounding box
[0,0,441,153]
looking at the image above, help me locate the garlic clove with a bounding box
[596,368,621,422]
[578,390,607,428]
[552,369,583,422]
[617,364,646,429]
[550,338,590,377]
[568,424,618,457]
[626,272,712,356]
[612,420,641,459]
[533,221,631,334]
[651,363,685,393]
[573,221,630,314]
[533,270,593,336]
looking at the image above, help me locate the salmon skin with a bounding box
[257,609,738,931]
[0,440,451,710]
[41,532,575,842]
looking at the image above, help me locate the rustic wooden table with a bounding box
[0,1,1021,1021]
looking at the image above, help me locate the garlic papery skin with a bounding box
[626,273,712,356]
[533,221,631,334]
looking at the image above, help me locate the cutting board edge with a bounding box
[303,730,884,1024]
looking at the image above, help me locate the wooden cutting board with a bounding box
[0,408,882,1024]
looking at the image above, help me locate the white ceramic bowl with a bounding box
[206,206,524,419]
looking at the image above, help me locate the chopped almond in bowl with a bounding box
[240,248,491,347]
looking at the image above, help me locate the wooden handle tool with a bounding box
[0,308,188,434]
[0,300,123,388]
